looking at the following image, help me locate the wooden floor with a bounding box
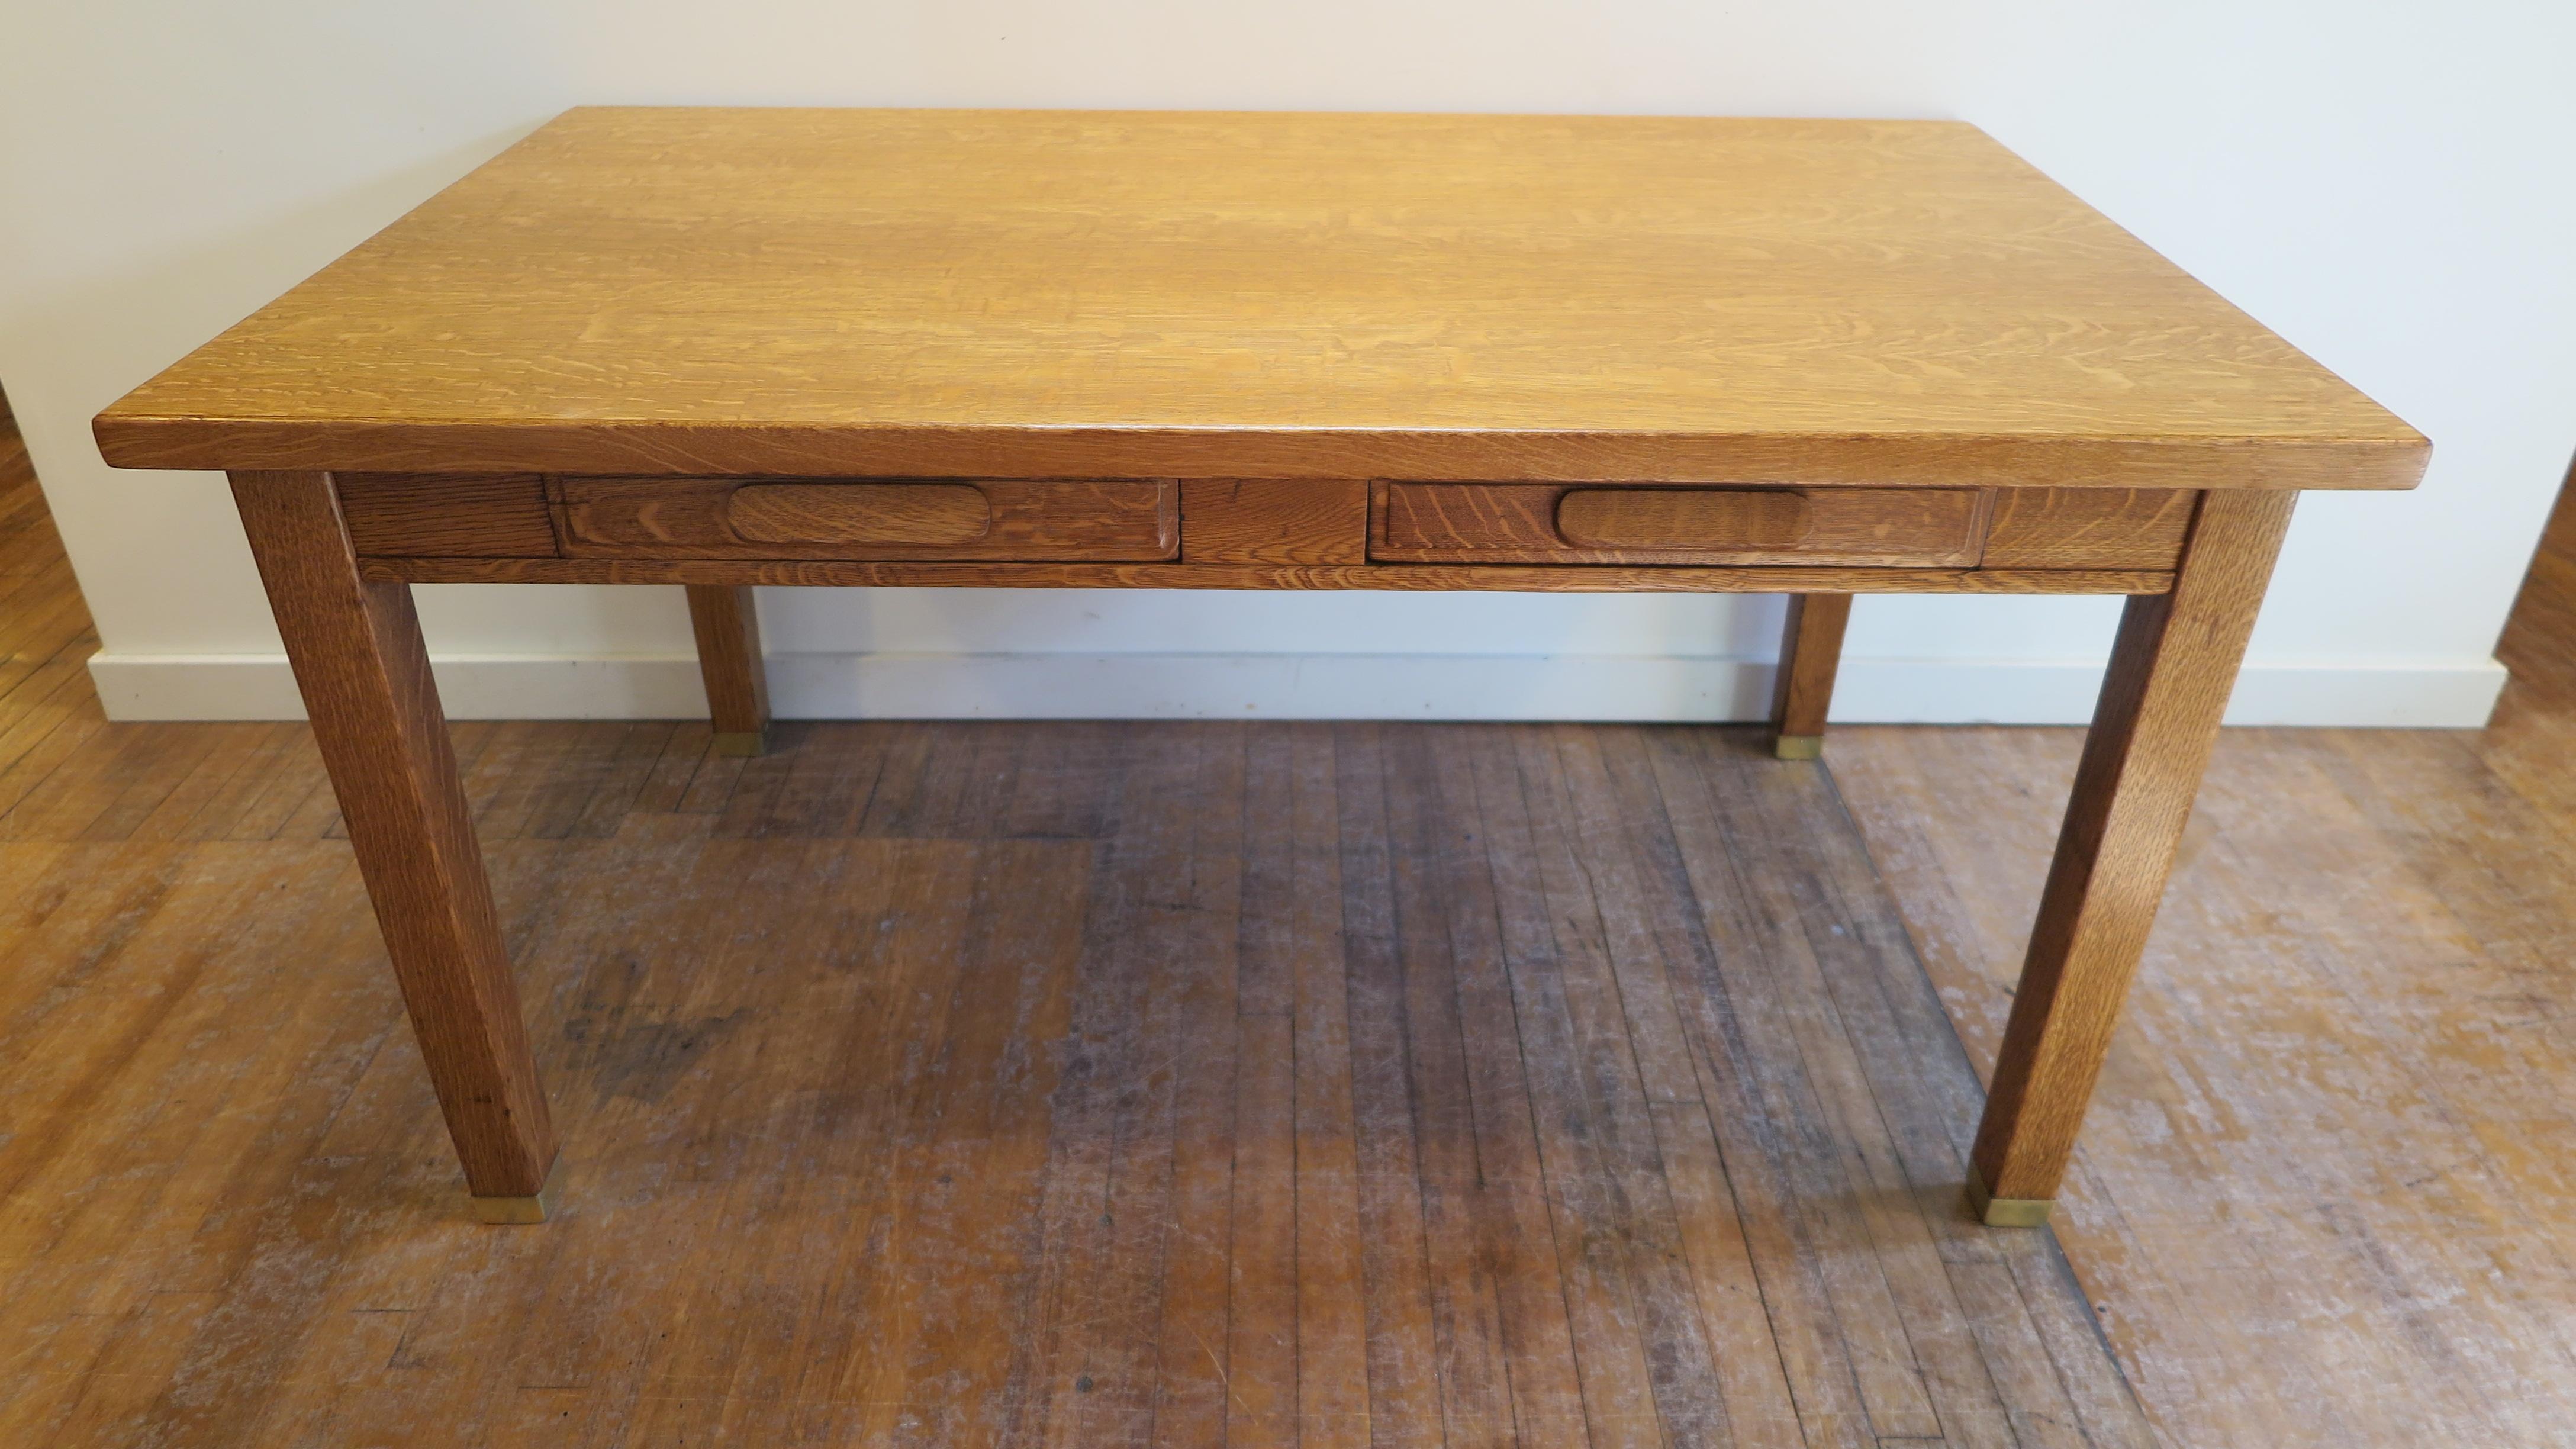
[1827,453,2576,1448]
[2,417,2574,1446]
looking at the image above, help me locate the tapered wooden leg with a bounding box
[230,471,560,1218]
[1967,490,2296,1225]
[1769,593,1852,759]
[686,584,771,756]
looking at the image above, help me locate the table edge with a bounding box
[93,417,2432,491]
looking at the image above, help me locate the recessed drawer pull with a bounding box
[552,476,1180,561]
[1370,481,1989,566]
[728,482,991,546]
[1557,488,1811,550]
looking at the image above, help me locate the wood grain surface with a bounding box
[1769,594,1854,752]
[336,472,556,558]
[224,470,556,1200]
[95,109,2424,488]
[0,711,2158,1447]
[1971,491,2297,1204]
[353,555,2175,595]
[2497,449,2576,704]
[553,476,1178,561]
[1831,633,2576,1444]
[1557,487,1813,549]
[727,481,987,545]
[1373,482,1988,566]
[1983,488,2195,571]
[683,585,769,755]
[1180,478,1370,564]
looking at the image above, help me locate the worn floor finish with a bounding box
[1827,466,2576,1448]
[0,729,2147,1447]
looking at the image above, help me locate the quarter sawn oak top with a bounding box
[95,107,2426,488]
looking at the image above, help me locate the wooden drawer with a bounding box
[551,476,1179,561]
[1370,482,1990,566]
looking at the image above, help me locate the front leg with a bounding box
[1967,490,2295,1225]
[230,471,560,1222]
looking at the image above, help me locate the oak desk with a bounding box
[94,107,2426,1227]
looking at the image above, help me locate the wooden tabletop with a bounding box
[96,107,2424,488]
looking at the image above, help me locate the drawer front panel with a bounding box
[553,477,1178,561]
[1371,482,1988,566]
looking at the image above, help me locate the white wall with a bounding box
[7,1,2567,726]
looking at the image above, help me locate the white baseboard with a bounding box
[88,649,2507,727]
[90,652,717,722]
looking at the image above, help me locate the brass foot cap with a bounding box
[1965,1163,2053,1228]
[713,726,772,758]
[1772,734,1824,761]
[470,1159,564,1225]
